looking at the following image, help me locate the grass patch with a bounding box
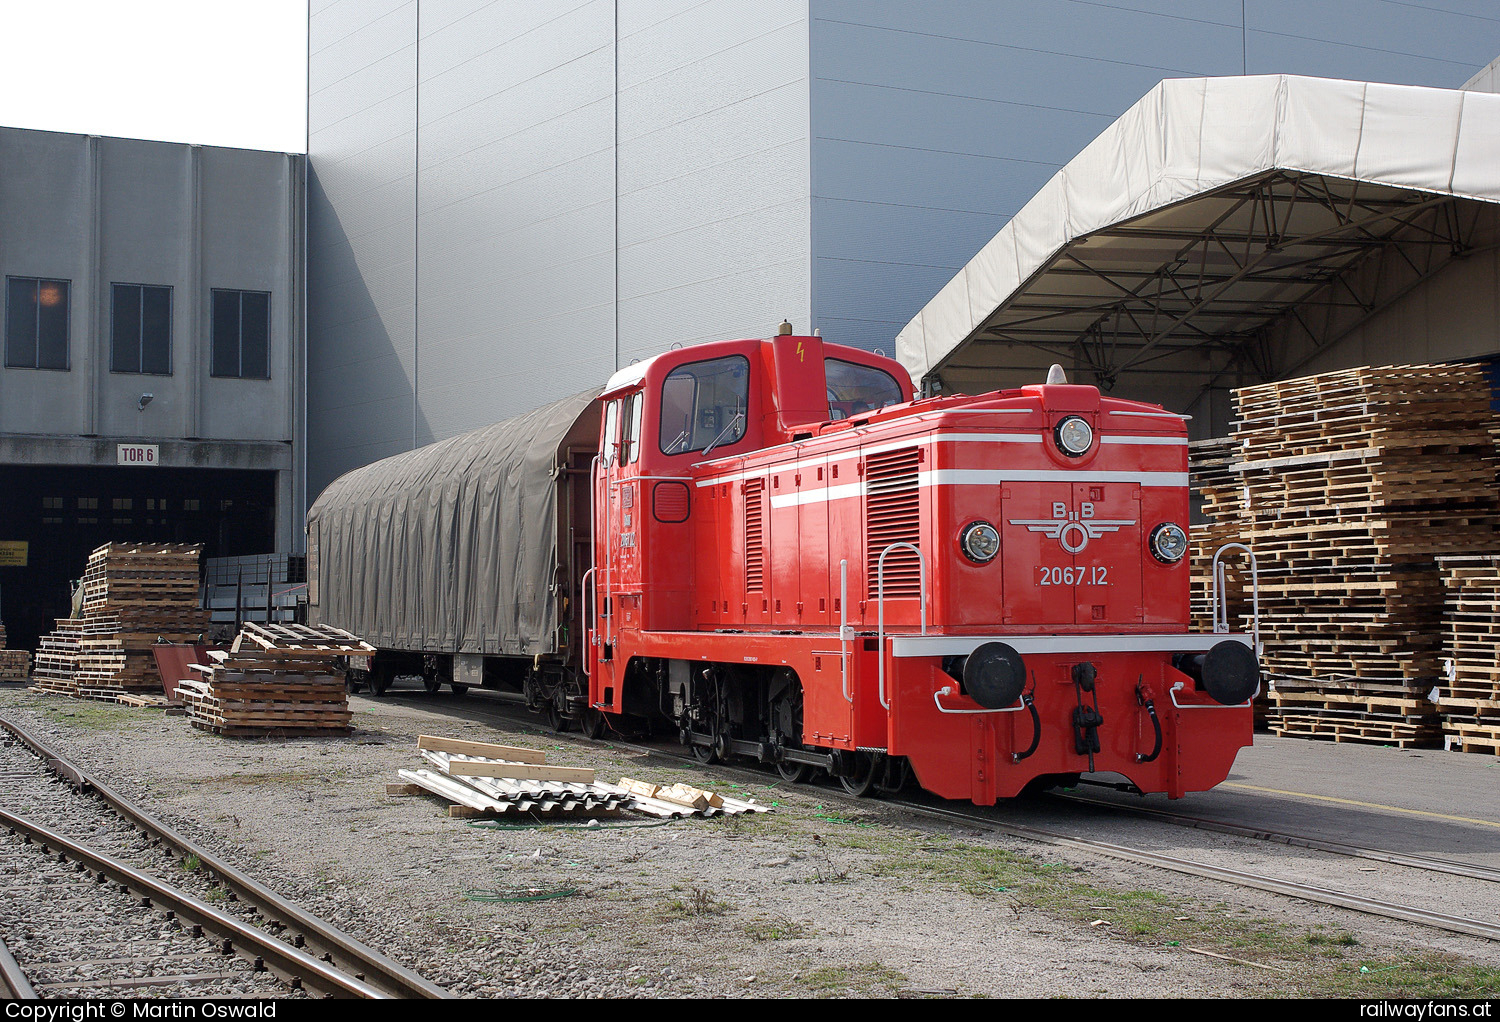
[744,916,810,942]
[180,854,201,872]
[34,701,143,730]
[660,887,730,919]
[799,962,906,998]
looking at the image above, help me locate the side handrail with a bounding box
[839,559,851,702]
[876,542,928,711]
[579,566,596,679]
[1212,542,1260,654]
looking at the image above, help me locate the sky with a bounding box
[0,0,308,153]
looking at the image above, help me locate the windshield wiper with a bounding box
[701,412,744,458]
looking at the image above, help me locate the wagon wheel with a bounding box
[450,684,470,697]
[422,675,442,695]
[838,752,879,798]
[369,667,390,697]
[775,758,810,784]
[545,698,568,733]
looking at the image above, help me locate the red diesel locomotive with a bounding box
[586,327,1257,802]
[309,326,1258,804]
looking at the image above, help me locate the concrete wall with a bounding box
[0,127,304,549]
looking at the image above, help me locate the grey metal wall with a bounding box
[308,0,1500,498]
[308,0,810,498]
[809,0,1500,354]
[307,0,417,493]
[0,127,304,548]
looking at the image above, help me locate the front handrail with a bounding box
[876,542,928,711]
[1211,542,1260,655]
[931,686,1027,715]
[1169,679,1260,710]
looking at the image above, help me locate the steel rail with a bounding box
[0,934,37,1000]
[1053,790,1500,885]
[372,693,1500,942]
[0,714,450,999]
[890,799,1500,943]
[0,806,384,999]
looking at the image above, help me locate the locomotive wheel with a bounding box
[581,707,607,740]
[873,757,911,796]
[690,740,718,763]
[775,758,810,783]
[838,752,879,798]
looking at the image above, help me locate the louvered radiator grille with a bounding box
[744,479,764,593]
[865,448,921,599]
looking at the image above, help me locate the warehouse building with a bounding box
[307,0,1500,496]
[0,127,304,648]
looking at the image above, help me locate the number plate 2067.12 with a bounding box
[1037,566,1109,587]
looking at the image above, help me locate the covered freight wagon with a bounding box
[306,390,601,701]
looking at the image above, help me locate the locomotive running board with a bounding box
[887,633,1253,657]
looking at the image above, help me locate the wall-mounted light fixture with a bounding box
[138,393,154,411]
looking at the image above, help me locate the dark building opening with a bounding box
[0,466,276,651]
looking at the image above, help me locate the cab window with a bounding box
[601,399,620,466]
[622,391,643,464]
[659,355,749,455]
[826,358,903,420]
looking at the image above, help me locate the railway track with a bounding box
[396,690,1500,944]
[0,714,450,999]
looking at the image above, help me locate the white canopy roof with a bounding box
[896,75,1500,393]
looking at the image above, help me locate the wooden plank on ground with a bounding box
[418,734,547,764]
[440,755,595,784]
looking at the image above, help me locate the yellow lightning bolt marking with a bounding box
[796,340,805,361]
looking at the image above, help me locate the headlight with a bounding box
[1150,522,1188,563]
[960,521,1000,563]
[1055,416,1093,456]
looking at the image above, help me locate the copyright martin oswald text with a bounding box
[6,1004,278,1021]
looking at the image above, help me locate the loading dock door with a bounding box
[0,466,275,651]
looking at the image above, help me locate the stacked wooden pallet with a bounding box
[78,543,209,697]
[32,618,96,695]
[1212,364,1500,748]
[1437,555,1500,755]
[393,735,769,819]
[178,622,371,736]
[32,543,209,701]
[0,621,28,682]
[1188,437,1250,633]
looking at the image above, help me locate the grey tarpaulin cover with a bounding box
[306,390,601,656]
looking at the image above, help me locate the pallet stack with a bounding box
[1209,363,1500,748]
[1437,555,1500,755]
[178,622,371,737]
[0,621,28,682]
[32,543,209,700]
[32,619,90,694]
